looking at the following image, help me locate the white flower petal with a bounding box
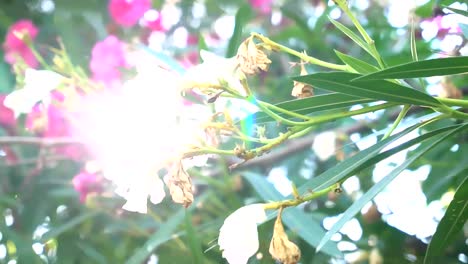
[24,68,64,90]
[4,69,65,116]
[4,89,42,117]
[312,131,337,161]
[218,204,266,264]
[182,50,244,95]
[149,176,166,205]
[122,191,148,214]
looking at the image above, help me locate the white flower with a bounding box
[312,131,337,161]
[4,68,65,117]
[181,50,245,96]
[115,169,166,214]
[218,204,267,264]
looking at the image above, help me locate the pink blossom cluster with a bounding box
[0,94,15,132]
[109,0,151,27]
[89,35,128,87]
[249,0,273,14]
[427,15,462,39]
[26,94,84,160]
[72,170,102,203]
[2,19,39,68]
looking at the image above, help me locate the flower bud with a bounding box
[269,208,301,264]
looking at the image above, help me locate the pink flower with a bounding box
[3,19,39,68]
[89,35,128,87]
[72,171,102,203]
[249,0,273,14]
[109,0,151,27]
[422,15,462,40]
[142,9,166,32]
[26,104,84,160]
[0,94,15,129]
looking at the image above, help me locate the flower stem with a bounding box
[382,105,410,140]
[437,97,468,108]
[251,33,349,71]
[258,100,312,120]
[264,183,338,210]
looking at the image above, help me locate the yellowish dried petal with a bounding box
[438,78,462,99]
[291,63,313,98]
[237,37,272,75]
[291,81,313,98]
[165,161,194,207]
[269,208,301,264]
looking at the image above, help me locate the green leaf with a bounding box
[247,93,375,124]
[414,1,434,18]
[226,5,252,57]
[317,124,468,252]
[354,57,468,80]
[125,208,186,264]
[40,211,100,242]
[296,121,427,194]
[410,19,419,62]
[329,18,373,57]
[281,7,313,46]
[443,6,468,17]
[184,211,205,264]
[76,242,107,264]
[424,173,468,263]
[243,172,342,257]
[335,50,379,74]
[294,72,442,107]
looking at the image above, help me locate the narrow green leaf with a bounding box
[242,172,342,257]
[349,123,463,177]
[40,211,100,242]
[424,173,468,263]
[317,124,468,252]
[296,121,425,194]
[410,19,419,62]
[247,93,375,124]
[226,5,252,57]
[279,7,317,47]
[335,50,379,74]
[329,18,373,57]
[184,211,205,264]
[76,242,107,264]
[125,208,186,264]
[354,57,468,80]
[443,6,468,17]
[295,72,442,107]
[197,33,208,59]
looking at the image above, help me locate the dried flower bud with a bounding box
[165,161,194,207]
[236,36,272,75]
[269,208,301,264]
[292,62,313,98]
[438,78,462,99]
